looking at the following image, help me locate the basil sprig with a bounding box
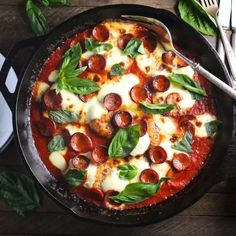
[0,171,40,216]
[118,164,138,180]
[49,110,79,124]
[178,0,217,36]
[205,120,221,136]
[40,0,69,6]
[26,0,49,36]
[109,63,125,76]
[108,125,140,158]
[85,38,113,53]
[64,169,87,187]
[140,103,175,114]
[110,177,170,204]
[168,73,206,97]
[57,42,100,94]
[48,135,65,152]
[123,38,145,58]
[171,131,193,153]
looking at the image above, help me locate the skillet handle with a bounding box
[0,36,46,111]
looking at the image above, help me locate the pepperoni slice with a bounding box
[72,155,90,169]
[148,146,167,164]
[172,153,191,171]
[118,34,133,50]
[92,25,109,42]
[37,117,56,137]
[85,188,104,206]
[103,190,120,208]
[43,89,62,110]
[79,92,97,103]
[140,169,159,183]
[91,146,108,164]
[70,132,93,153]
[103,93,122,111]
[142,34,157,53]
[180,121,195,134]
[130,86,148,103]
[176,56,188,67]
[166,92,182,104]
[162,51,176,65]
[112,111,132,128]
[138,119,147,136]
[152,75,170,92]
[88,54,106,72]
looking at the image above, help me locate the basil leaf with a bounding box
[0,171,40,216]
[48,135,65,152]
[40,0,69,7]
[190,91,204,100]
[64,169,87,187]
[110,177,170,204]
[178,0,217,36]
[171,131,193,153]
[108,125,140,158]
[123,38,145,58]
[168,73,207,96]
[109,63,125,76]
[59,77,100,95]
[84,38,112,53]
[26,0,49,36]
[205,120,221,136]
[118,164,138,180]
[140,103,175,114]
[49,110,79,124]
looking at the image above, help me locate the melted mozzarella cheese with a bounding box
[130,133,150,156]
[49,150,67,171]
[65,124,86,135]
[151,162,170,178]
[48,70,59,82]
[34,81,49,102]
[84,163,98,188]
[97,74,139,106]
[172,65,195,79]
[194,113,217,137]
[159,139,180,161]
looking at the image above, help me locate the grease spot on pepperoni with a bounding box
[70,132,93,153]
[118,34,133,50]
[103,93,122,111]
[112,111,132,128]
[72,155,90,169]
[151,75,170,92]
[88,54,106,72]
[130,86,148,103]
[37,117,56,137]
[43,89,62,110]
[92,25,109,42]
[172,153,191,171]
[140,169,159,183]
[162,51,176,65]
[148,146,167,164]
[91,146,108,164]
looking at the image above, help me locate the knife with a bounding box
[232,0,236,55]
[217,0,231,61]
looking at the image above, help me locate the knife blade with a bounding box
[232,0,236,55]
[217,0,232,61]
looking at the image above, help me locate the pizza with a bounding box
[30,20,220,210]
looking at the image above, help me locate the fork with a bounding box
[200,0,236,81]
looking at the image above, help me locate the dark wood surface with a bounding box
[0,0,236,235]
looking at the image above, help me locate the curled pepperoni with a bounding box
[43,89,62,110]
[152,75,170,92]
[91,146,108,164]
[162,51,176,65]
[142,34,157,53]
[103,93,122,111]
[103,190,120,208]
[140,169,159,183]
[70,132,93,153]
[148,146,167,164]
[118,34,133,50]
[112,111,132,128]
[166,92,182,104]
[85,188,104,206]
[92,25,109,42]
[138,119,147,137]
[130,86,148,103]
[172,153,191,171]
[179,115,196,134]
[72,155,90,169]
[37,117,56,137]
[88,54,106,72]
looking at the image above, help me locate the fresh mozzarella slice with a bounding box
[84,163,98,188]
[130,133,150,156]
[34,81,49,102]
[151,162,170,178]
[48,70,59,82]
[172,66,195,79]
[49,151,67,171]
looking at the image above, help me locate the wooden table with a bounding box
[1,0,236,235]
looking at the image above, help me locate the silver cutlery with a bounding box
[121,15,236,100]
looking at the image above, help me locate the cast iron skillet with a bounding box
[0,4,236,225]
